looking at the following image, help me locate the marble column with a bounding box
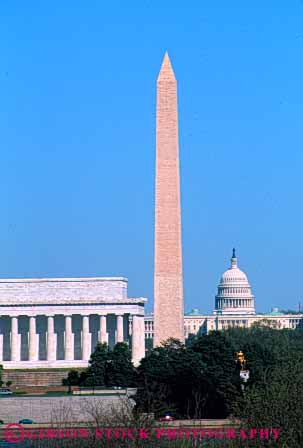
[99,315,108,344]
[140,315,145,354]
[82,316,90,361]
[64,315,73,361]
[47,316,56,362]
[0,333,3,362]
[116,314,124,343]
[29,316,38,361]
[132,315,145,366]
[141,316,146,349]
[11,317,20,362]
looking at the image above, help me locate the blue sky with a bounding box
[1,1,303,313]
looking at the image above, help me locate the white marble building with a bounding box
[145,250,303,343]
[0,277,146,368]
[214,249,255,315]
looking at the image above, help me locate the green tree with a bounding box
[136,338,208,418]
[62,370,80,386]
[73,342,136,388]
[191,331,241,418]
[225,326,303,387]
[106,342,136,387]
[81,342,110,387]
[233,359,303,447]
[136,335,242,419]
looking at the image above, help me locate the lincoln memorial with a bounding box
[0,277,146,368]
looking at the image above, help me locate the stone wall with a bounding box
[2,370,72,387]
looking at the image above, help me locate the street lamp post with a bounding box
[236,351,250,392]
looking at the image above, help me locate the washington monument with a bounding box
[153,53,184,346]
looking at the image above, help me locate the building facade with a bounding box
[145,310,303,343]
[145,251,303,343]
[214,249,255,315]
[0,277,146,368]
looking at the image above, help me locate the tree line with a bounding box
[64,323,303,447]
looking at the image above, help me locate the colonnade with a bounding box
[0,313,145,365]
[216,298,254,309]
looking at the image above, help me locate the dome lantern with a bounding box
[231,248,237,269]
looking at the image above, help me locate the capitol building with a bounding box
[145,249,303,343]
[214,249,255,316]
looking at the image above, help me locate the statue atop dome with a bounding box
[231,248,238,269]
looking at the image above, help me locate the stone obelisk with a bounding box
[153,53,184,346]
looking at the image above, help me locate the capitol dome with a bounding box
[214,249,255,315]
